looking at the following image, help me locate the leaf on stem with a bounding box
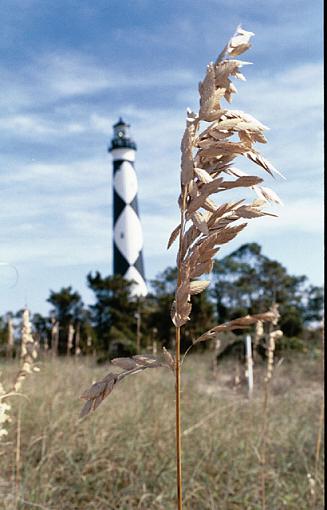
[193,309,280,344]
[163,347,175,371]
[167,224,181,250]
[189,280,211,295]
[80,356,169,418]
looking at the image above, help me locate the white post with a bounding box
[245,334,253,398]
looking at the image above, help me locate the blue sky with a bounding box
[0,0,323,314]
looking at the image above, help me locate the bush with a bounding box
[277,336,306,352]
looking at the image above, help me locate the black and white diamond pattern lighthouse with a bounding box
[109,118,147,297]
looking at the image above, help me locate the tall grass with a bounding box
[79,26,283,508]
[0,353,324,509]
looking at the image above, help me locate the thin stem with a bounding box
[314,398,324,478]
[314,322,324,480]
[260,323,273,510]
[15,401,22,509]
[260,383,268,510]
[175,326,183,510]
[181,343,194,367]
[174,184,188,510]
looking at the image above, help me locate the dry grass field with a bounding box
[0,350,324,510]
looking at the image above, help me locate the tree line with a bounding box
[0,244,323,359]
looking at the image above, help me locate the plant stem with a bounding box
[260,384,268,510]
[175,325,183,510]
[261,322,274,510]
[174,180,188,509]
[15,401,22,509]
[314,322,324,480]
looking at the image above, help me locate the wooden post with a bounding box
[245,334,253,398]
[67,322,74,356]
[152,327,158,354]
[135,311,141,353]
[213,337,221,379]
[51,318,59,357]
[75,322,81,356]
[7,317,14,358]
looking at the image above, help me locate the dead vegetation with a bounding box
[0,352,324,510]
[79,26,285,509]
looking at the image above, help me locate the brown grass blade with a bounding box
[167,224,181,249]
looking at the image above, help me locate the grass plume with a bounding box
[0,354,323,509]
[169,26,282,508]
[80,26,283,508]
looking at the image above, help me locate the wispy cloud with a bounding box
[0,52,196,116]
[0,2,323,313]
[0,60,323,266]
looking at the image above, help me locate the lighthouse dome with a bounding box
[109,118,137,151]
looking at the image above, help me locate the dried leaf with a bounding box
[111,358,137,370]
[132,355,161,366]
[251,198,266,207]
[187,193,209,215]
[181,123,195,185]
[93,394,104,411]
[171,300,192,327]
[167,224,181,249]
[188,179,199,198]
[190,259,213,278]
[180,224,200,261]
[163,347,175,371]
[202,197,218,212]
[79,373,118,417]
[209,215,238,231]
[194,167,213,183]
[198,247,220,262]
[194,309,280,344]
[200,175,262,196]
[80,380,108,401]
[221,175,263,188]
[191,211,209,235]
[79,356,168,417]
[199,63,218,118]
[80,399,93,419]
[189,280,210,295]
[103,376,116,397]
[245,150,285,179]
[206,223,247,247]
[207,200,245,227]
[254,186,283,205]
[227,26,255,57]
[199,177,225,196]
[199,141,248,157]
[223,110,268,130]
[176,280,190,308]
[235,205,277,219]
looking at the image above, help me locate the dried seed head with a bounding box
[13,308,39,393]
[79,354,170,417]
[0,380,11,441]
[169,26,282,332]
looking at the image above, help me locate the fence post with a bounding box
[245,334,254,398]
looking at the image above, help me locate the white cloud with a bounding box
[42,53,195,97]
[0,115,88,137]
[0,57,323,285]
[0,52,196,119]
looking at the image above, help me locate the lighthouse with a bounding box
[108,118,147,297]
